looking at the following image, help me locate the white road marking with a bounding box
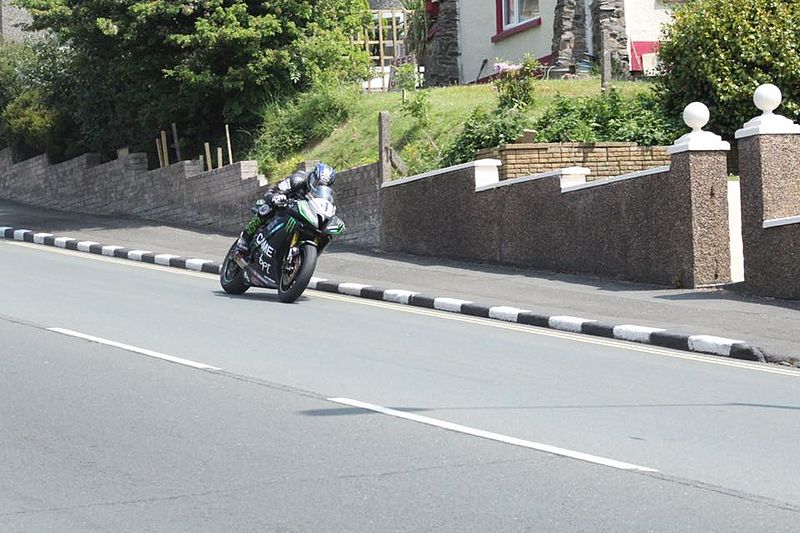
[48,327,221,370]
[329,397,658,472]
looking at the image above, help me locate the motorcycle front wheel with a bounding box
[277,243,318,303]
[220,241,249,295]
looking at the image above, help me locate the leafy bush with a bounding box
[393,63,420,92]
[440,107,529,166]
[400,89,432,127]
[250,83,361,178]
[1,89,58,159]
[494,55,539,110]
[658,0,800,138]
[532,90,681,146]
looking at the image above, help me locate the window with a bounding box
[503,0,539,28]
[493,0,541,42]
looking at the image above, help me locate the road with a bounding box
[2,240,800,532]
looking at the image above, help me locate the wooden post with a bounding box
[225,124,233,165]
[378,12,386,90]
[155,138,164,168]
[204,142,213,171]
[171,123,182,161]
[160,130,170,166]
[217,147,223,169]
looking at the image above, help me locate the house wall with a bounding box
[622,0,672,42]
[457,0,556,83]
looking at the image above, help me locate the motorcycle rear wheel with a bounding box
[220,241,249,295]
[277,243,318,303]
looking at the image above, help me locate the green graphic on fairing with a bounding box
[297,202,316,226]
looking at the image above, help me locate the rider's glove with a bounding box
[270,193,288,207]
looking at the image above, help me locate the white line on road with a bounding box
[48,327,221,371]
[328,397,659,473]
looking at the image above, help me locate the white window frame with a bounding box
[502,0,540,29]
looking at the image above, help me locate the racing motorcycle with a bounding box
[220,185,345,303]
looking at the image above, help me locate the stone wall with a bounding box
[0,147,385,247]
[738,135,800,299]
[423,0,460,87]
[553,0,590,64]
[381,152,731,288]
[476,142,671,180]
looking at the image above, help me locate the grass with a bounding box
[258,78,656,181]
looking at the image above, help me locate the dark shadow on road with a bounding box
[301,402,800,417]
[212,290,311,303]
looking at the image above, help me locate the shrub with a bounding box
[1,89,58,160]
[250,83,361,178]
[400,89,432,127]
[658,0,800,139]
[440,106,529,166]
[494,55,539,110]
[532,90,681,146]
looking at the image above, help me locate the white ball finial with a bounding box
[683,102,710,132]
[753,84,782,115]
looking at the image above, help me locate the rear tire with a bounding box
[220,241,249,295]
[277,243,318,303]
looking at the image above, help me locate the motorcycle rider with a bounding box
[235,162,337,257]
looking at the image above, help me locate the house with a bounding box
[0,0,32,43]
[425,0,678,85]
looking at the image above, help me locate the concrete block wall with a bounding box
[738,135,800,299]
[476,142,671,180]
[381,152,731,288]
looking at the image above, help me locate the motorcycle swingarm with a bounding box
[234,255,278,289]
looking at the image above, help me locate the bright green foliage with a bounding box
[494,55,539,110]
[14,0,372,159]
[250,83,361,179]
[532,90,681,146]
[439,107,529,166]
[658,0,800,138]
[1,89,57,159]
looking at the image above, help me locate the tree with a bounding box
[658,0,800,139]
[14,0,372,158]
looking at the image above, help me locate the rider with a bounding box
[235,162,337,256]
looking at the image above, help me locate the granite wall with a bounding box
[381,151,731,288]
[738,135,800,299]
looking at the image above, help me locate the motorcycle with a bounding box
[220,185,345,303]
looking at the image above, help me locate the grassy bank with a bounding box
[252,79,656,181]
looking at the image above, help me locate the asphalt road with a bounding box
[2,240,800,532]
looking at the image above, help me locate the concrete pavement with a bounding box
[1,199,798,361]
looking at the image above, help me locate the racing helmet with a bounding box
[308,162,336,190]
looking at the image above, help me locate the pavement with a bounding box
[5,242,800,530]
[1,198,799,363]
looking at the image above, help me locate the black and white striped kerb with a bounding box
[1,225,767,363]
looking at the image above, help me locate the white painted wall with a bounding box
[458,0,556,83]
[623,0,673,42]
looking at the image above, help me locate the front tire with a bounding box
[220,241,249,295]
[277,243,318,303]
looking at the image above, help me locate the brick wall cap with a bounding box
[763,214,800,229]
[476,167,563,192]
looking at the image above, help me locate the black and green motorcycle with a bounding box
[220,185,345,302]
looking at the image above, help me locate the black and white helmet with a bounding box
[308,162,336,190]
